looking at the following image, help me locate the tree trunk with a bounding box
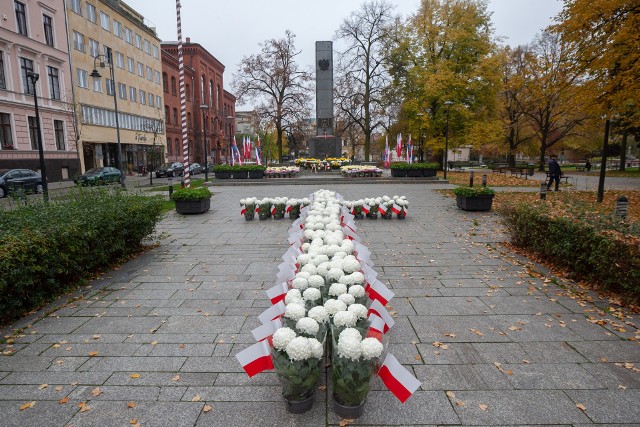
[620,129,628,171]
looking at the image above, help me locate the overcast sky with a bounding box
[125,0,564,106]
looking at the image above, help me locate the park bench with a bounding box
[575,164,586,171]
[545,171,570,183]
[491,163,508,174]
[510,168,530,179]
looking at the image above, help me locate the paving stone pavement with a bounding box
[1,183,639,427]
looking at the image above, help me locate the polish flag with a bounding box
[271,205,276,215]
[396,133,402,159]
[255,206,260,213]
[240,204,247,216]
[266,283,289,304]
[378,354,421,403]
[391,203,402,214]
[286,205,292,213]
[361,263,378,284]
[251,318,282,342]
[362,204,370,215]
[367,279,395,305]
[366,314,386,342]
[236,341,274,378]
[258,301,285,324]
[368,299,395,333]
[378,204,387,215]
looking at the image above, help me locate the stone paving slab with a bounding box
[1,183,639,426]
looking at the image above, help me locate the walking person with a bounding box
[547,154,562,191]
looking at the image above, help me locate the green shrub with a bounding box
[0,189,164,324]
[498,201,640,296]
[416,162,439,170]
[241,165,266,171]
[212,164,233,172]
[390,162,410,169]
[452,186,496,197]
[171,186,212,201]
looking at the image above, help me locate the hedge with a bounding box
[498,201,640,297]
[0,189,165,324]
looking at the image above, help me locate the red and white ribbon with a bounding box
[236,341,274,378]
[378,204,387,215]
[366,314,386,341]
[258,301,285,324]
[391,203,402,214]
[368,299,395,332]
[367,279,395,305]
[266,282,289,304]
[251,318,282,342]
[240,205,247,216]
[378,354,421,403]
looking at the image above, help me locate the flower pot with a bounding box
[354,213,364,220]
[407,169,422,177]
[382,209,393,220]
[390,169,407,177]
[244,212,255,221]
[422,169,437,177]
[258,212,271,220]
[175,198,211,215]
[248,170,264,179]
[367,211,378,219]
[397,211,406,219]
[284,394,315,414]
[273,213,284,220]
[455,194,494,211]
[232,170,248,179]
[333,394,366,419]
[214,171,231,179]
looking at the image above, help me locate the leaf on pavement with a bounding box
[58,397,69,404]
[78,401,91,412]
[191,394,201,402]
[19,401,36,410]
[171,374,180,382]
[91,387,102,397]
[127,402,137,408]
[38,384,48,390]
[576,403,586,411]
[479,403,488,411]
[446,391,456,398]
[88,351,99,357]
[130,373,141,379]
[203,405,213,413]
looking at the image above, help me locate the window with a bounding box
[137,62,143,77]
[29,116,39,150]
[144,39,151,55]
[175,139,180,156]
[92,75,101,92]
[173,108,178,125]
[186,84,191,99]
[54,120,65,150]
[134,33,142,49]
[162,73,168,92]
[88,38,99,57]
[105,78,113,95]
[127,57,134,73]
[69,0,81,14]
[153,45,159,59]
[47,66,60,99]
[148,93,154,107]
[217,85,221,111]
[77,68,88,88]
[129,86,137,102]
[146,66,152,81]
[139,89,146,105]
[73,31,85,52]
[171,76,176,96]
[20,57,34,94]
[115,52,124,68]
[154,70,161,84]
[209,80,213,106]
[103,45,110,58]
[43,15,54,46]
[0,112,13,149]
[156,95,161,109]
[200,75,204,100]
[124,27,132,44]
[113,20,122,37]
[0,52,6,90]
[15,2,27,36]
[165,106,170,124]
[118,83,126,100]
[100,12,110,30]
[85,3,96,23]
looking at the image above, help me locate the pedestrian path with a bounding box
[0,184,638,426]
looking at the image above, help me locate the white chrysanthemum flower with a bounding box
[240,198,247,205]
[333,310,357,328]
[324,299,347,315]
[339,327,362,342]
[296,317,320,336]
[304,230,315,241]
[296,254,311,266]
[337,335,362,361]
[311,254,329,266]
[361,337,384,359]
[340,240,355,254]
[332,251,347,260]
[316,262,330,278]
[308,306,329,324]
[301,264,317,275]
[295,271,311,280]
[272,327,297,351]
[348,303,368,319]
[342,257,361,274]
[291,277,309,291]
[350,272,365,285]
[285,336,311,361]
[302,287,321,302]
[348,285,366,298]
[325,223,341,231]
[307,275,325,288]
[301,242,311,253]
[284,303,306,321]
[284,289,302,304]
[375,197,382,204]
[308,338,323,359]
[327,268,344,282]
[382,195,391,202]
[329,259,343,270]
[329,282,348,297]
[338,293,355,306]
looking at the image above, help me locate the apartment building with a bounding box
[0,0,80,180]
[162,38,235,165]
[67,0,165,173]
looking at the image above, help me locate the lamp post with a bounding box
[444,100,454,179]
[91,48,124,187]
[416,112,424,163]
[201,104,209,182]
[26,71,48,202]
[226,115,234,164]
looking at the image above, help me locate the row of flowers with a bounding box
[236,189,420,418]
[295,157,352,167]
[266,166,300,178]
[240,197,311,220]
[340,165,384,178]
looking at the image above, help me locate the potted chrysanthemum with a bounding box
[352,200,365,219]
[331,327,384,418]
[257,198,272,220]
[287,199,303,219]
[271,327,324,413]
[272,197,288,220]
[240,197,257,221]
[367,198,379,219]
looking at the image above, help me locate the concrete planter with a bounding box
[455,194,494,211]
[175,198,211,214]
[422,169,437,177]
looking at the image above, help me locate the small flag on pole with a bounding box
[367,279,395,305]
[236,341,274,378]
[378,354,421,403]
[251,318,282,342]
[362,204,370,215]
[366,313,386,341]
[391,203,402,214]
[258,301,285,324]
[378,204,387,215]
[367,299,395,332]
[266,283,289,304]
[240,204,247,216]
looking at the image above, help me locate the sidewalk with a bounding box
[1,183,639,426]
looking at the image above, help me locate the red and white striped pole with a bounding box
[176,0,190,187]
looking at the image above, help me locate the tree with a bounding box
[335,0,396,161]
[233,31,311,163]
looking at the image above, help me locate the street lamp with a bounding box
[416,112,424,163]
[444,100,454,180]
[26,71,48,202]
[200,104,209,182]
[91,48,124,187]
[226,115,234,164]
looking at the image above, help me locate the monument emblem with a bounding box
[318,59,330,71]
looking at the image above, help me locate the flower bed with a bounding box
[296,157,351,170]
[266,166,300,178]
[340,165,384,178]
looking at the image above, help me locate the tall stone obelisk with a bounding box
[308,41,342,159]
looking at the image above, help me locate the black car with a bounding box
[73,167,123,186]
[188,163,203,175]
[155,162,185,178]
[0,169,43,198]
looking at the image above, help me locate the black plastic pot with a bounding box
[422,169,437,177]
[390,169,407,177]
[333,394,366,419]
[214,171,231,179]
[284,394,315,414]
[407,169,422,177]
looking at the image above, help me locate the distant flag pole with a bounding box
[175,0,190,187]
[396,133,402,159]
[384,136,390,168]
[256,135,262,165]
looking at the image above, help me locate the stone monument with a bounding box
[307,41,342,159]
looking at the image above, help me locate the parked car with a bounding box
[203,162,215,172]
[189,163,203,175]
[0,169,43,198]
[155,162,184,178]
[74,167,123,186]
